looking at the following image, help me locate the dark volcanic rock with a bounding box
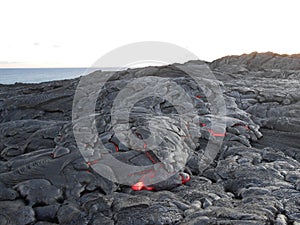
[0,52,299,224]
[34,204,60,222]
[0,200,35,225]
[15,179,63,206]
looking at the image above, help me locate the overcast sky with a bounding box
[0,0,299,68]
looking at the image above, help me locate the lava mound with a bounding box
[0,53,300,225]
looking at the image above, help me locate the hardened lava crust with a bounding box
[0,52,300,225]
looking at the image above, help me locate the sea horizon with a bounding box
[0,67,127,84]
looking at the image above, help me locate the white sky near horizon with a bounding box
[0,0,300,68]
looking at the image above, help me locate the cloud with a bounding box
[0,61,20,65]
[0,61,28,68]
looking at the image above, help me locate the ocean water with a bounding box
[0,68,101,84]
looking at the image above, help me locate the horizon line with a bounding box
[1,51,300,69]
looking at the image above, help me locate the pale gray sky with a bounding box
[0,0,299,68]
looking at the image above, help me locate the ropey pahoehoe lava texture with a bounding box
[0,52,300,225]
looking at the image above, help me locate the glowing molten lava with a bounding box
[180,173,190,184]
[208,129,226,137]
[131,181,155,191]
[109,139,119,152]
